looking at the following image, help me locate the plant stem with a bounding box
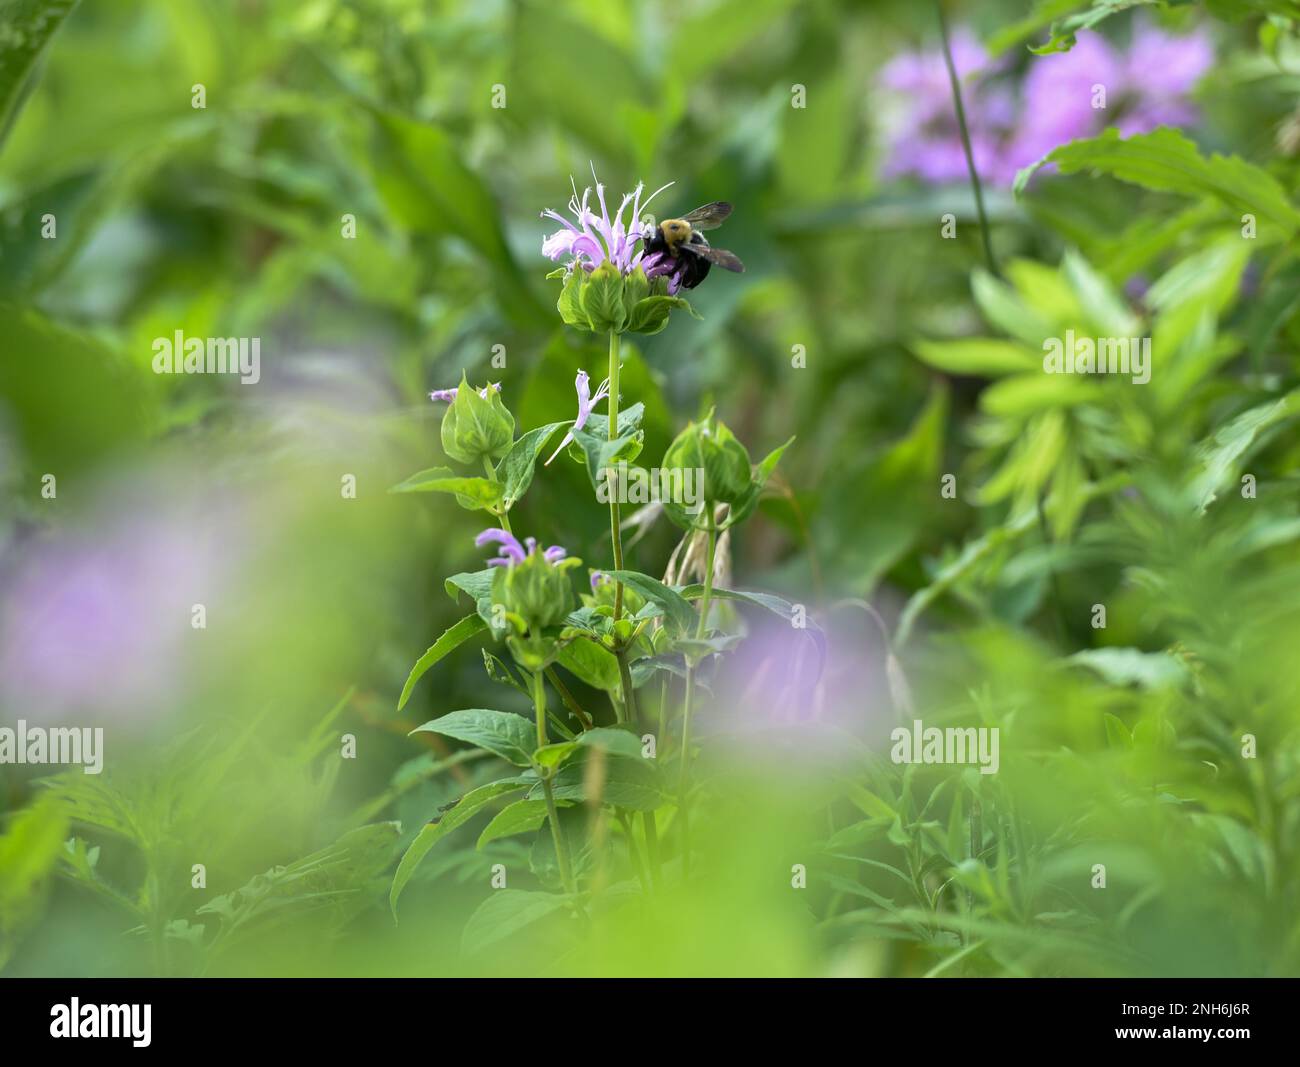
[937,0,998,278]
[545,665,593,730]
[617,811,652,896]
[605,330,639,725]
[678,510,719,880]
[607,331,625,620]
[694,511,718,643]
[617,650,638,726]
[484,455,511,535]
[642,810,661,890]
[533,669,577,895]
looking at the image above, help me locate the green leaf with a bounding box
[1068,648,1190,690]
[577,727,646,760]
[461,889,569,955]
[203,823,401,936]
[389,780,527,919]
[410,709,536,766]
[912,338,1040,377]
[581,401,645,440]
[605,569,697,636]
[725,436,794,527]
[532,742,579,769]
[397,614,489,711]
[557,267,589,329]
[580,263,627,333]
[540,752,667,811]
[1189,389,1300,511]
[1024,0,1160,55]
[477,798,557,848]
[444,568,501,631]
[389,466,504,510]
[555,637,621,692]
[0,0,80,154]
[626,294,695,334]
[572,425,644,490]
[1014,128,1300,239]
[445,568,495,607]
[498,422,567,509]
[0,793,68,969]
[1103,713,1133,750]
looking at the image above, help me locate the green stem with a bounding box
[642,810,661,890]
[545,665,593,730]
[607,331,625,622]
[694,512,718,642]
[533,669,576,895]
[484,455,511,535]
[616,650,638,726]
[678,510,718,880]
[617,811,652,896]
[937,0,998,278]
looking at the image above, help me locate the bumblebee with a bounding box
[642,201,744,289]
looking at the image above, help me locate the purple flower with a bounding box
[640,250,687,295]
[430,382,501,403]
[1006,21,1213,174]
[1007,32,1122,176]
[541,168,674,276]
[475,528,567,568]
[877,21,1214,187]
[0,502,239,722]
[544,370,612,466]
[590,571,609,591]
[877,29,1017,185]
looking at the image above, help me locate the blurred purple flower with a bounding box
[541,169,674,276]
[475,528,567,568]
[544,370,611,466]
[0,508,234,721]
[429,382,501,403]
[877,28,1016,185]
[878,21,1214,187]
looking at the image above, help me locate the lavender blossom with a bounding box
[0,504,237,722]
[877,21,1214,187]
[430,382,501,403]
[544,370,611,466]
[877,28,1015,185]
[541,168,674,276]
[475,528,567,568]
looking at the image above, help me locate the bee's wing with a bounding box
[681,201,733,231]
[679,242,744,272]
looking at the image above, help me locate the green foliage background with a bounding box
[2,0,1299,977]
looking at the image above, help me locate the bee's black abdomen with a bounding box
[642,225,710,288]
[680,254,711,289]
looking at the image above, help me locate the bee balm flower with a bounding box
[541,169,673,277]
[475,528,568,568]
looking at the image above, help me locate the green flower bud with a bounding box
[662,410,752,513]
[441,372,515,465]
[491,550,579,632]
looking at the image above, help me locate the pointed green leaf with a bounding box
[410,709,536,766]
[397,614,489,710]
